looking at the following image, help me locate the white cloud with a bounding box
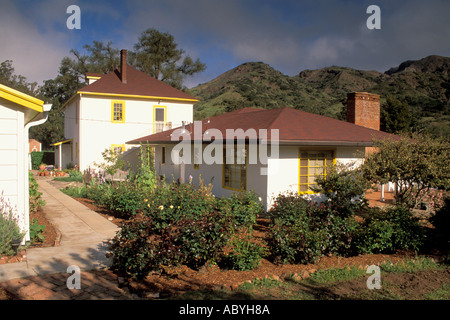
[0,0,72,85]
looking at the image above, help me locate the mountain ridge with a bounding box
[188,55,450,137]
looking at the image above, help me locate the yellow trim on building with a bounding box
[51,139,73,146]
[77,91,199,103]
[298,149,336,195]
[111,144,126,155]
[0,83,44,112]
[111,100,126,123]
[153,105,168,133]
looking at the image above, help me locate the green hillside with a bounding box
[188,55,450,137]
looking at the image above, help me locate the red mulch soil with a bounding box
[29,208,59,248]
[126,251,418,298]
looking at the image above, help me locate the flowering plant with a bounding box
[0,192,25,256]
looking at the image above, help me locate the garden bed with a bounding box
[0,208,58,265]
[28,208,59,248]
[125,251,449,299]
[64,197,449,299]
[58,178,445,298]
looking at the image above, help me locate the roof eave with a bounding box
[126,139,374,147]
[76,91,199,103]
[277,140,373,147]
[0,84,44,112]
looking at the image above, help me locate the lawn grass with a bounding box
[424,283,450,300]
[172,257,449,300]
[53,176,83,182]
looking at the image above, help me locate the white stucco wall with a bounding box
[151,143,366,211]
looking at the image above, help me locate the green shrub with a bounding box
[430,196,450,232]
[141,182,216,232]
[30,151,55,169]
[131,144,157,192]
[29,172,45,213]
[313,163,370,216]
[110,182,231,278]
[171,211,230,270]
[30,218,46,243]
[111,209,231,279]
[85,182,112,207]
[267,192,327,264]
[354,206,426,254]
[110,214,163,279]
[268,191,312,226]
[267,191,359,264]
[318,211,359,256]
[217,190,263,230]
[429,196,450,248]
[0,193,25,256]
[219,236,265,271]
[68,170,83,180]
[106,182,145,218]
[60,185,87,198]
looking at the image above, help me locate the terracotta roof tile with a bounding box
[127,107,398,145]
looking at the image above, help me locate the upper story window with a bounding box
[112,101,125,123]
[155,108,165,122]
[153,106,167,133]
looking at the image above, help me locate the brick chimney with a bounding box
[346,92,380,131]
[120,49,127,84]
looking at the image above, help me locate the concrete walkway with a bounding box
[0,178,136,300]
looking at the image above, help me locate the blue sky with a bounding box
[1,0,449,88]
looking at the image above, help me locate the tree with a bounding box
[30,41,120,148]
[71,41,120,76]
[313,163,372,216]
[362,133,450,209]
[30,57,81,149]
[381,95,412,134]
[0,60,37,95]
[129,28,206,89]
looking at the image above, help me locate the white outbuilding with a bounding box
[0,84,51,243]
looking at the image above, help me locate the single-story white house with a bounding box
[127,92,398,210]
[0,84,51,243]
[54,49,197,172]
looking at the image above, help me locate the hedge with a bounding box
[30,151,55,169]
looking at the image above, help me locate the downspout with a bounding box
[23,103,52,243]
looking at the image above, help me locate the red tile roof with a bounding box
[127,107,398,146]
[78,65,198,102]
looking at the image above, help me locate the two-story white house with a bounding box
[54,49,198,172]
